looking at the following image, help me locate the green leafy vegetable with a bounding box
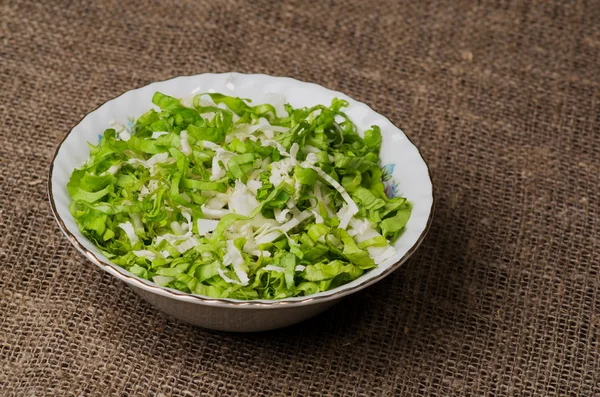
[68,91,412,300]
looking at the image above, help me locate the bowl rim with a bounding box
[48,72,435,309]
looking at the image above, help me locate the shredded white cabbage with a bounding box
[152,210,199,254]
[254,210,315,245]
[300,161,359,219]
[222,240,249,285]
[262,139,289,155]
[263,265,286,273]
[302,145,321,154]
[229,181,260,216]
[200,205,230,219]
[348,219,396,265]
[246,179,262,195]
[197,219,219,236]
[210,147,235,181]
[103,164,121,176]
[128,152,171,176]
[170,221,185,235]
[180,130,192,156]
[269,157,296,186]
[204,192,230,210]
[311,209,324,224]
[217,267,245,285]
[132,250,156,260]
[151,131,169,139]
[152,275,174,286]
[109,119,131,141]
[337,205,354,230]
[174,236,199,253]
[274,208,290,223]
[201,140,220,149]
[118,221,139,245]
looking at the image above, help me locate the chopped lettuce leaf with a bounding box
[68,91,412,299]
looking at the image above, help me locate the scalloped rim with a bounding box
[48,73,435,309]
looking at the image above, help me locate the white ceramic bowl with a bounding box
[49,73,434,332]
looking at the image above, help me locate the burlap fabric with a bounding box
[1,0,599,395]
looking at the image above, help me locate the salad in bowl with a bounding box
[50,73,433,331]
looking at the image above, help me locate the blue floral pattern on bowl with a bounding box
[125,117,135,132]
[381,163,400,199]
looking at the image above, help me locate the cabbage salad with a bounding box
[67,92,412,299]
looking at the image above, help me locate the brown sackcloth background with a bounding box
[1,0,599,396]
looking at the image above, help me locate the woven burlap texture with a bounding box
[1,0,599,396]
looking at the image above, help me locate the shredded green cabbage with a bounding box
[67,92,412,299]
